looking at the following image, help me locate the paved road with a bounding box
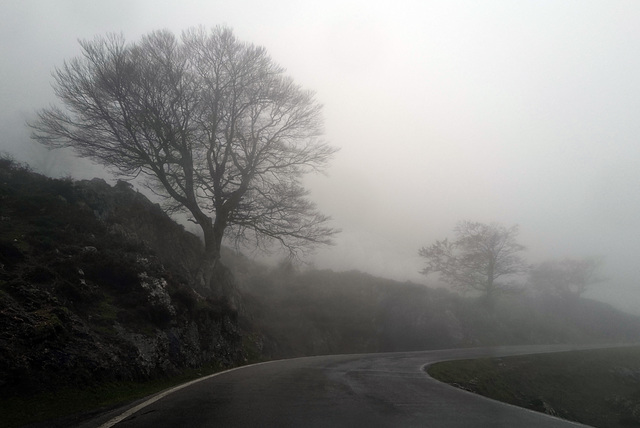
[88,344,601,428]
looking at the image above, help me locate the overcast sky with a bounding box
[2,0,640,312]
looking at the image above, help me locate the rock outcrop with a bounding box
[0,159,258,396]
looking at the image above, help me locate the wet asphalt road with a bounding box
[88,344,601,428]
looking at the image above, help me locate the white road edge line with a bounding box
[97,360,278,428]
[99,345,611,427]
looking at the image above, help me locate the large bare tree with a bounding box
[419,221,528,305]
[30,27,338,293]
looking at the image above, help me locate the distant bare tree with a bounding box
[529,257,604,300]
[419,221,528,305]
[30,27,338,294]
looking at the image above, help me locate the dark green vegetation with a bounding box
[428,346,640,428]
[1,362,227,428]
[0,158,258,427]
[2,157,640,426]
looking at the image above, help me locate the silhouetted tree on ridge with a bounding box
[30,26,338,296]
[419,221,528,307]
[529,257,605,300]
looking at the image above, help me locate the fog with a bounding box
[2,1,639,313]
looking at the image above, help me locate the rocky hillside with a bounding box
[3,155,640,407]
[0,158,260,398]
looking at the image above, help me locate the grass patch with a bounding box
[427,346,640,428]
[1,361,237,428]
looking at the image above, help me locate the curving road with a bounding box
[85,344,601,428]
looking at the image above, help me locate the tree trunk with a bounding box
[482,287,496,309]
[193,216,240,309]
[483,261,496,309]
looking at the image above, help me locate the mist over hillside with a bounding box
[3,4,640,426]
[3,157,640,426]
[231,260,640,358]
[3,1,640,315]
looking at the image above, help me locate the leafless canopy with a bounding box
[419,221,528,302]
[529,257,604,299]
[30,27,338,262]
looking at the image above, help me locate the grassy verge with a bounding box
[427,345,640,428]
[1,362,242,428]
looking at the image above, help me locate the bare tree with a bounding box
[419,221,528,305]
[30,27,338,294]
[529,257,604,300]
